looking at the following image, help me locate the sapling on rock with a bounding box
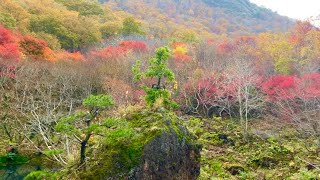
[132,46,178,109]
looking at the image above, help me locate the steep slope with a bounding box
[102,0,293,37]
[202,0,292,31]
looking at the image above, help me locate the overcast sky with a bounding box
[250,0,320,20]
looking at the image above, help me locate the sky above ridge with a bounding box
[250,0,320,20]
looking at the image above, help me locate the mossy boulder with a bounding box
[81,108,201,180]
[130,123,201,179]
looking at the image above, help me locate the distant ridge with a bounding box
[102,0,294,36]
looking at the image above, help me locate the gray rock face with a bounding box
[130,126,201,180]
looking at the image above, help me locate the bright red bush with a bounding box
[298,73,320,98]
[0,26,21,61]
[261,73,320,101]
[0,27,16,45]
[119,41,147,52]
[261,75,296,100]
[0,43,21,61]
[184,75,237,106]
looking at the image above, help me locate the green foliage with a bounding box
[0,153,29,166]
[24,170,59,180]
[56,0,105,16]
[183,118,204,138]
[103,117,127,128]
[290,169,319,179]
[132,60,142,82]
[54,94,115,166]
[55,112,86,135]
[100,22,122,38]
[132,47,178,109]
[0,13,16,29]
[35,32,61,50]
[122,17,144,36]
[56,95,114,136]
[143,86,178,109]
[29,16,80,50]
[104,128,135,145]
[145,47,174,82]
[42,149,64,157]
[83,94,114,109]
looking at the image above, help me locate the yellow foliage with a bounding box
[173,46,188,55]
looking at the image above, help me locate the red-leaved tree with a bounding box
[0,26,21,61]
[261,73,320,135]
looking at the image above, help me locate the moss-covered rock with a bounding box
[130,125,201,179]
[80,108,201,179]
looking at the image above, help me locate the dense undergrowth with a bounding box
[184,117,320,179]
[21,106,197,179]
[20,111,320,179]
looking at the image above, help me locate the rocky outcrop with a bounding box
[130,123,201,180]
[80,110,201,180]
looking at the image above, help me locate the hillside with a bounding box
[0,0,293,49]
[103,0,293,37]
[1,0,320,179]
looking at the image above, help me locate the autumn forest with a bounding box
[0,0,319,179]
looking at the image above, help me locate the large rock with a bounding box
[130,122,201,180]
[80,110,201,180]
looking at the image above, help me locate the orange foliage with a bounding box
[171,42,187,49]
[20,35,48,60]
[119,41,148,52]
[171,42,192,62]
[288,34,300,45]
[289,21,315,46]
[56,51,85,62]
[43,47,57,62]
[91,46,128,60]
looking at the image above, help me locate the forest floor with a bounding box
[183,117,320,179]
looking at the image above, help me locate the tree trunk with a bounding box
[80,133,92,166]
[157,77,161,88]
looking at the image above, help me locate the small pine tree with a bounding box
[132,46,178,109]
[55,94,114,166]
